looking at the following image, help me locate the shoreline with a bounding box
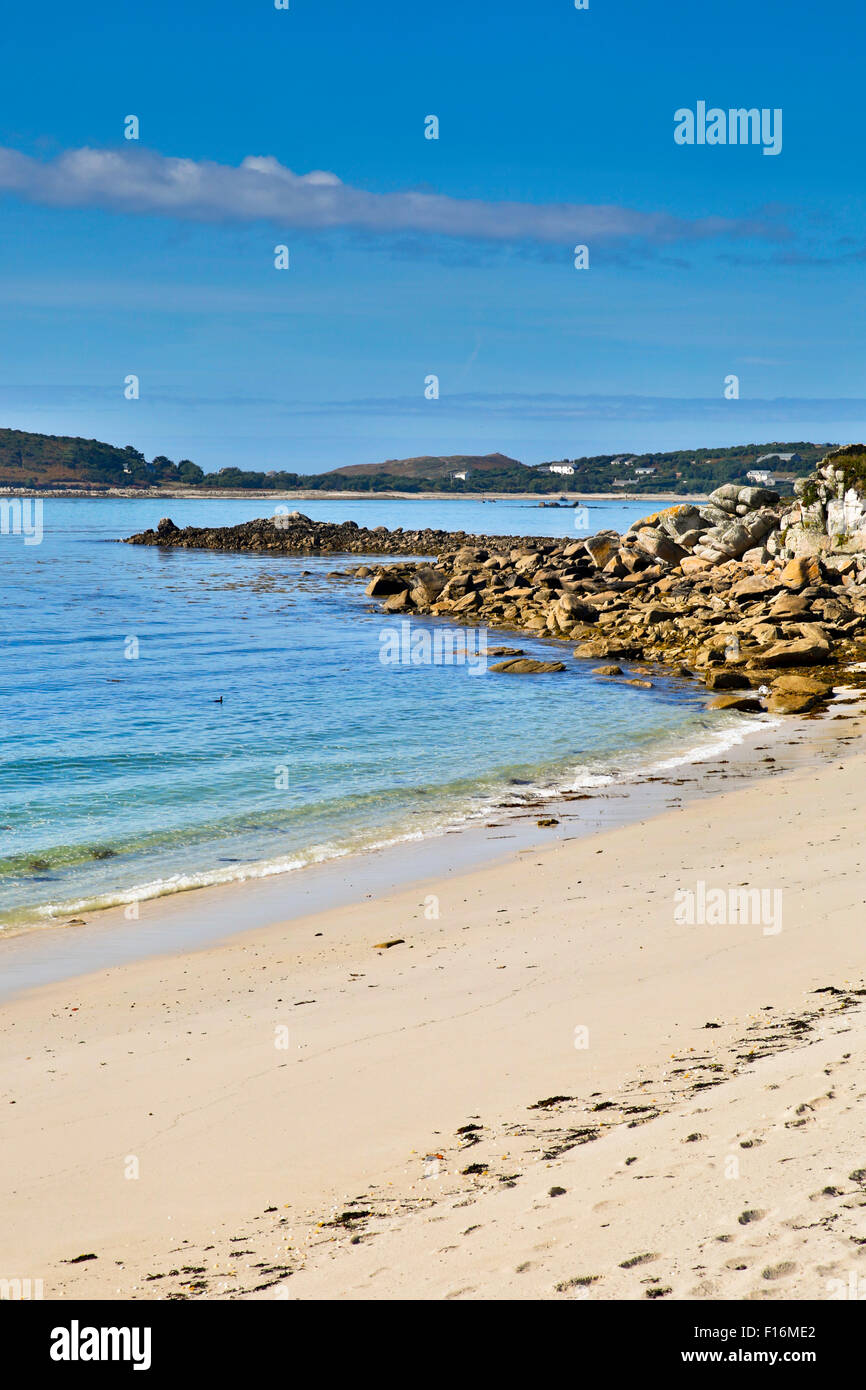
[3,488,710,503]
[2,696,865,1300]
[0,687,856,996]
[6,515,865,980]
[7,471,866,1303]
[0,681,774,952]
[11,477,865,982]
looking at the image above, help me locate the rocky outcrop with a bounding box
[124,513,547,559]
[123,461,866,717]
[777,445,866,561]
[624,485,782,571]
[347,518,866,716]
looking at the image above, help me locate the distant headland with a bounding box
[0,426,835,498]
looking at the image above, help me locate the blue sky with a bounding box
[0,0,864,471]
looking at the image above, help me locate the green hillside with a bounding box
[0,426,835,495]
[0,428,203,488]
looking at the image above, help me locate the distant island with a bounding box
[0,427,834,496]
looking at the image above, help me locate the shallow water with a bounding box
[0,494,750,927]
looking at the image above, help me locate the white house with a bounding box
[746,468,775,485]
[547,463,575,476]
[451,471,468,481]
[634,466,656,476]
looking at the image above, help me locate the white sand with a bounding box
[2,708,865,1301]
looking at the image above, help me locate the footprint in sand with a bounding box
[555,1274,600,1293]
[762,1261,797,1281]
[738,1208,767,1225]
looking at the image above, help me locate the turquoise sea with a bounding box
[0,495,762,929]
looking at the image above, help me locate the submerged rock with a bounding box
[489,658,566,674]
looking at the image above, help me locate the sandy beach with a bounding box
[4,0,864,1352]
[3,699,865,1302]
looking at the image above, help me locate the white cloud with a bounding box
[0,144,782,247]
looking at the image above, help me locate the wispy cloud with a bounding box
[283,391,866,426]
[0,144,785,249]
[0,384,861,427]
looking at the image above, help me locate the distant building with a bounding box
[634,467,656,476]
[451,470,468,481]
[756,452,800,465]
[746,469,775,485]
[547,463,575,476]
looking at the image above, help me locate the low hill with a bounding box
[326,452,527,480]
[0,425,837,496]
[0,427,203,488]
[0,428,144,487]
